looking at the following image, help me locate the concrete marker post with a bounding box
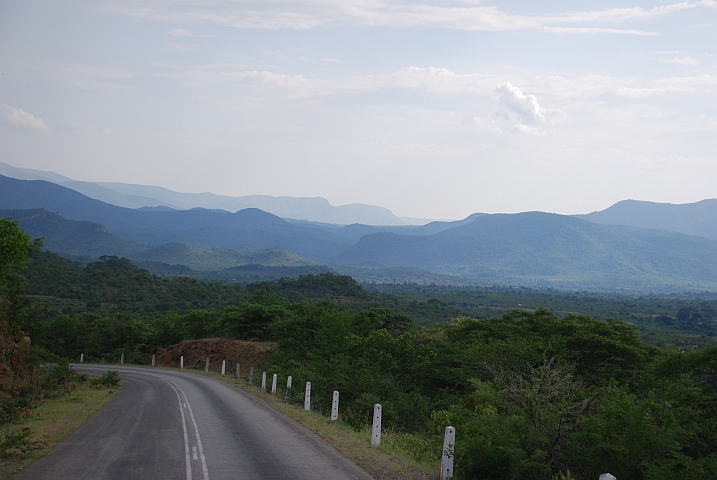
[599,475,616,480]
[152,354,155,367]
[371,404,382,446]
[331,391,339,421]
[236,363,240,378]
[261,371,267,390]
[271,374,277,394]
[205,358,209,372]
[180,356,184,369]
[440,426,455,479]
[304,382,311,411]
[80,354,84,364]
[221,360,226,375]
[286,376,292,398]
[120,353,124,365]
[249,367,254,385]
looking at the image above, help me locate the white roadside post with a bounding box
[221,360,226,375]
[249,367,254,384]
[304,382,311,411]
[271,374,277,394]
[152,354,155,367]
[205,358,209,372]
[599,475,616,480]
[80,354,84,363]
[286,376,292,398]
[440,426,456,479]
[236,363,241,378]
[331,391,339,421]
[120,353,124,365]
[180,356,184,369]
[261,371,267,390]
[371,404,382,446]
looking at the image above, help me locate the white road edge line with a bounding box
[73,366,210,480]
[163,379,192,480]
[180,387,210,480]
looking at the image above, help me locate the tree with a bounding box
[0,219,43,400]
[0,219,42,333]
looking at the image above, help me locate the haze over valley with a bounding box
[5,166,717,293]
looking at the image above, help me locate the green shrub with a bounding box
[0,428,41,458]
[90,370,121,389]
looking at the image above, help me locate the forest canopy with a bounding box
[4,224,717,480]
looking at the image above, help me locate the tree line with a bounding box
[4,221,717,479]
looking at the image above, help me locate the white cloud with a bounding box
[542,27,657,35]
[495,82,546,129]
[169,28,192,37]
[171,43,196,52]
[168,27,214,37]
[615,74,717,97]
[552,2,695,22]
[97,1,712,32]
[0,104,47,132]
[166,63,498,99]
[656,51,701,66]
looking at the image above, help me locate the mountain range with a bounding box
[0,162,422,226]
[1,208,316,272]
[582,199,717,241]
[4,170,717,292]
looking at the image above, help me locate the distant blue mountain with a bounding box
[290,213,485,241]
[7,173,717,291]
[0,175,352,261]
[0,162,419,226]
[582,199,717,241]
[333,212,717,291]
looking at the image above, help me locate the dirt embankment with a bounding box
[153,338,272,373]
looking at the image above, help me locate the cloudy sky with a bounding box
[1,1,716,220]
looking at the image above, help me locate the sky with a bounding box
[1,1,716,220]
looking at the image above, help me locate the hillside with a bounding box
[0,175,353,261]
[334,212,717,291]
[582,198,717,240]
[0,208,140,259]
[1,208,320,273]
[132,244,315,271]
[8,174,717,292]
[0,162,413,225]
[299,212,486,241]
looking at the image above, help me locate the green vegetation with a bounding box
[0,218,106,478]
[2,208,325,275]
[23,252,250,314]
[28,278,717,479]
[368,284,717,345]
[212,371,434,480]
[0,379,119,479]
[5,217,717,479]
[334,212,717,292]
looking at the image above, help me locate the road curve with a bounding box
[14,365,374,480]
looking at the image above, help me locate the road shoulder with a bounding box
[0,381,118,479]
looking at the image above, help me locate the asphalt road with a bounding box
[14,365,374,480]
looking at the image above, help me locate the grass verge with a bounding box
[171,367,439,479]
[0,381,119,480]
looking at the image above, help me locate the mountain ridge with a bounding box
[0,175,353,261]
[581,198,717,241]
[0,162,420,226]
[6,172,717,292]
[333,212,717,291]
[0,208,318,272]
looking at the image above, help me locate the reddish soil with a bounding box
[153,338,272,373]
